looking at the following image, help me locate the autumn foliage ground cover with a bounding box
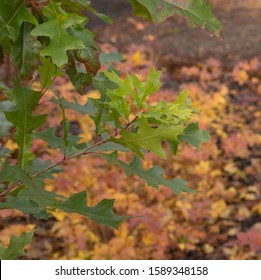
[1,0,261,258]
[0,39,260,260]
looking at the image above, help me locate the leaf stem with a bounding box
[0,138,108,197]
[0,107,150,197]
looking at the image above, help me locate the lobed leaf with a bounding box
[100,152,194,194]
[111,117,184,159]
[178,122,210,148]
[129,0,222,36]
[67,28,101,88]
[0,0,38,42]
[32,127,65,150]
[39,57,58,88]
[104,69,162,116]
[32,126,84,156]
[0,171,59,219]
[74,47,101,76]
[4,82,46,168]
[0,101,13,137]
[50,95,96,115]
[85,5,113,24]
[0,162,30,186]
[58,192,130,229]
[88,99,114,134]
[11,23,41,81]
[0,230,35,260]
[53,0,91,14]
[144,90,195,124]
[31,2,86,67]
[99,51,124,66]
[67,52,92,94]
[53,92,70,155]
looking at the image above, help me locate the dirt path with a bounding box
[90,2,261,68]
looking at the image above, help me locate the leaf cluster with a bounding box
[0,0,221,258]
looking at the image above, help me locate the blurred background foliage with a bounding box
[0,0,260,260]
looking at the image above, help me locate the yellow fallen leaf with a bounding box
[142,233,155,246]
[253,203,261,215]
[203,244,214,254]
[178,243,186,250]
[211,199,227,219]
[237,206,251,220]
[228,228,240,236]
[236,70,249,85]
[51,210,68,221]
[5,139,18,151]
[224,162,238,174]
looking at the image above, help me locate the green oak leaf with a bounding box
[32,127,65,150]
[88,99,114,133]
[11,23,41,81]
[50,95,96,115]
[0,230,34,260]
[67,27,101,76]
[31,2,86,67]
[144,90,194,124]
[0,173,59,219]
[67,52,92,94]
[163,0,222,35]
[93,72,118,101]
[0,162,29,186]
[32,126,84,156]
[168,90,194,120]
[4,82,46,168]
[53,91,70,154]
[70,28,101,76]
[53,1,113,23]
[91,73,119,133]
[104,71,134,118]
[0,0,38,42]
[100,153,194,194]
[129,0,222,36]
[178,122,210,148]
[168,140,179,155]
[0,101,13,136]
[58,191,130,229]
[74,47,101,76]
[28,159,62,180]
[1,121,13,143]
[0,164,55,219]
[111,117,184,159]
[39,57,58,88]
[50,94,88,155]
[53,0,91,14]
[99,51,123,66]
[0,37,11,56]
[85,4,113,24]
[104,69,161,116]
[131,68,162,108]
[2,186,55,219]
[86,142,129,153]
[69,28,96,48]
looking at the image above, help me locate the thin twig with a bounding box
[124,116,138,130]
[0,138,108,197]
[0,108,150,197]
[124,108,150,130]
